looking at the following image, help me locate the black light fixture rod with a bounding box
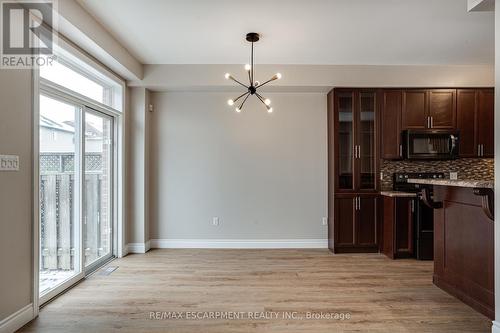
[239,92,250,110]
[257,76,277,88]
[229,76,249,89]
[251,41,254,85]
[233,91,250,103]
[255,93,266,105]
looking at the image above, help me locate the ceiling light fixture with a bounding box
[225,32,281,113]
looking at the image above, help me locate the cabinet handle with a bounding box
[399,144,403,157]
[411,200,414,213]
[426,117,430,128]
[478,145,481,157]
[358,146,361,159]
[481,144,484,157]
[430,116,433,128]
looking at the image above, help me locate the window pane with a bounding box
[40,44,123,111]
[40,61,106,104]
[39,95,81,295]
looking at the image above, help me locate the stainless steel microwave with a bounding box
[402,130,459,160]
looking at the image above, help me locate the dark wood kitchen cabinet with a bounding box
[433,185,494,319]
[402,89,456,130]
[381,196,415,259]
[402,90,428,129]
[329,89,379,193]
[428,89,456,129]
[327,88,379,253]
[457,89,477,157]
[477,89,494,157]
[381,90,403,159]
[331,194,379,253]
[456,88,494,157]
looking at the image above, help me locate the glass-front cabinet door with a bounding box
[358,92,376,191]
[336,91,355,191]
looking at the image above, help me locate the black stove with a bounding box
[393,172,445,192]
[392,172,445,260]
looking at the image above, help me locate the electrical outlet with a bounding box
[0,155,19,171]
[450,172,458,180]
[322,217,328,226]
[380,172,384,181]
[212,217,220,226]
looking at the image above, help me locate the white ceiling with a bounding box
[77,0,494,66]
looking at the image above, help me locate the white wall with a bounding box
[131,64,494,92]
[127,88,151,246]
[0,70,33,323]
[149,92,327,242]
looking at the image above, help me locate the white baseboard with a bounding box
[149,239,328,249]
[0,304,34,333]
[492,321,500,333]
[126,240,151,254]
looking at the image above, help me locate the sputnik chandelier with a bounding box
[225,32,282,113]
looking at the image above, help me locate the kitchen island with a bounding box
[408,179,494,319]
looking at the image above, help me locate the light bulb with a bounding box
[227,99,234,106]
[235,107,241,113]
[224,73,231,80]
[276,73,282,80]
[267,107,273,113]
[244,64,251,71]
[264,99,271,106]
[254,81,260,86]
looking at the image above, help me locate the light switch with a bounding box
[0,155,19,171]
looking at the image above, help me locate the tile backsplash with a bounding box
[380,158,494,191]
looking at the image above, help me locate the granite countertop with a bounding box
[407,179,494,189]
[380,191,417,198]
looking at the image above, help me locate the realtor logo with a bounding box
[1,0,57,68]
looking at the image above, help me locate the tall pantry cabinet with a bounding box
[327,89,379,253]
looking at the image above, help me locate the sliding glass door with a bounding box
[39,98,114,302]
[39,95,83,300]
[84,109,113,269]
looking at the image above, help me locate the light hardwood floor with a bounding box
[19,249,491,333]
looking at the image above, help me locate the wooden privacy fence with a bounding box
[40,172,110,271]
